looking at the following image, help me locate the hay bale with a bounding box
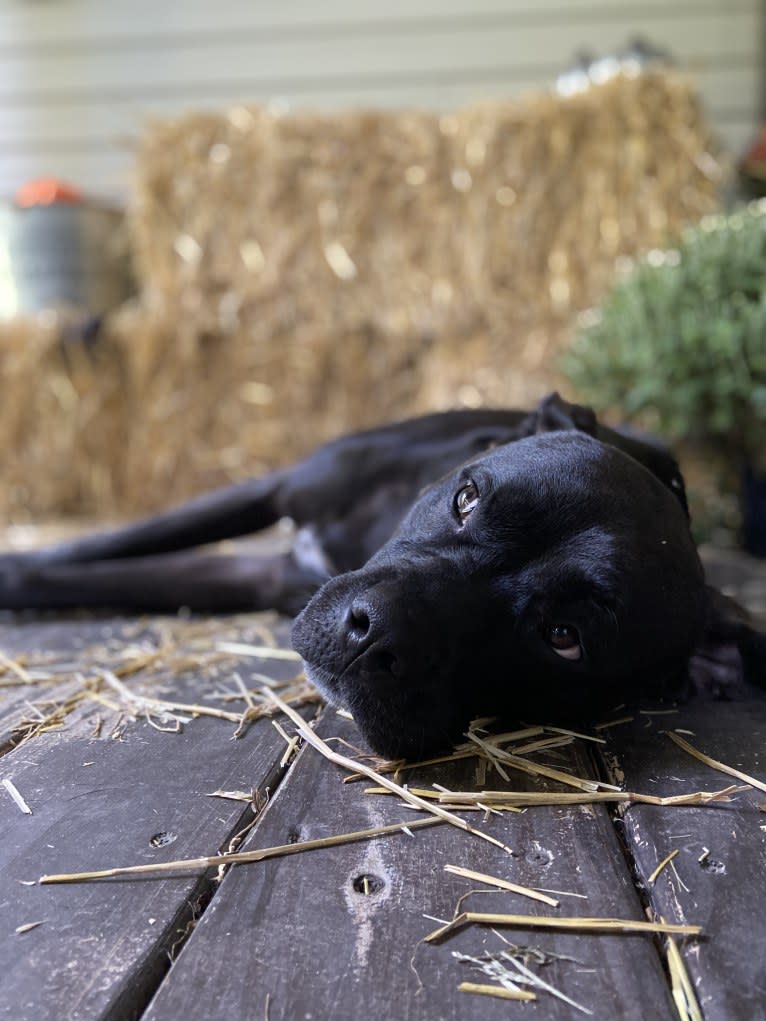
[1,70,724,521]
[0,315,126,520]
[128,68,723,426]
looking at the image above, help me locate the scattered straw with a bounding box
[2,778,32,815]
[648,849,679,885]
[444,864,559,907]
[15,921,44,935]
[39,816,441,884]
[668,732,766,794]
[457,982,535,1002]
[264,690,514,855]
[4,617,319,750]
[462,946,593,1015]
[470,743,616,793]
[425,912,701,943]
[101,670,244,725]
[344,726,548,782]
[98,666,317,738]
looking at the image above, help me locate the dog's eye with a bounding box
[454,481,479,520]
[548,624,582,661]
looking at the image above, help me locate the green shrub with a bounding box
[562,203,766,463]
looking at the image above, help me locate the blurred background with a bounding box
[1,0,765,569]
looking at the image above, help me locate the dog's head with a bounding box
[293,432,763,759]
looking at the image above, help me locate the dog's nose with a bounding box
[346,599,372,640]
[342,595,401,676]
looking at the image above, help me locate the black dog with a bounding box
[2,394,763,758]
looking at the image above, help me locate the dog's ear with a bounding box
[533,393,690,517]
[533,392,598,435]
[688,587,766,698]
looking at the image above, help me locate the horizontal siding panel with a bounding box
[0,65,757,150]
[0,0,757,49]
[0,0,758,201]
[0,12,760,104]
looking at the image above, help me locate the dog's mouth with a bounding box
[298,653,470,760]
[300,660,341,706]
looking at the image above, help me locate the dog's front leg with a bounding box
[0,549,325,615]
[3,471,292,572]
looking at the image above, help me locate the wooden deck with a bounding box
[1,587,765,1019]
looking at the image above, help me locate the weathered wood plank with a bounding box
[600,698,766,1021]
[146,712,676,1020]
[0,613,314,1021]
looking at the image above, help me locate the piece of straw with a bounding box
[425,911,701,943]
[666,925,704,1021]
[264,690,514,855]
[594,715,635,730]
[542,725,606,744]
[438,785,743,808]
[457,982,535,1002]
[39,816,441,884]
[206,790,253,803]
[444,864,559,907]
[215,642,302,661]
[648,849,679,885]
[271,719,300,767]
[506,734,574,755]
[365,786,440,800]
[2,779,32,815]
[668,732,766,794]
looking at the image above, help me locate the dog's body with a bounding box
[2,394,764,757]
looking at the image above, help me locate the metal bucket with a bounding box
[0,201,135,319]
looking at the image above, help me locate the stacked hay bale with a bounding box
[1,316,127,518]
[1,70,724,520]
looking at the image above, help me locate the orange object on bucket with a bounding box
[15,177,83,207]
